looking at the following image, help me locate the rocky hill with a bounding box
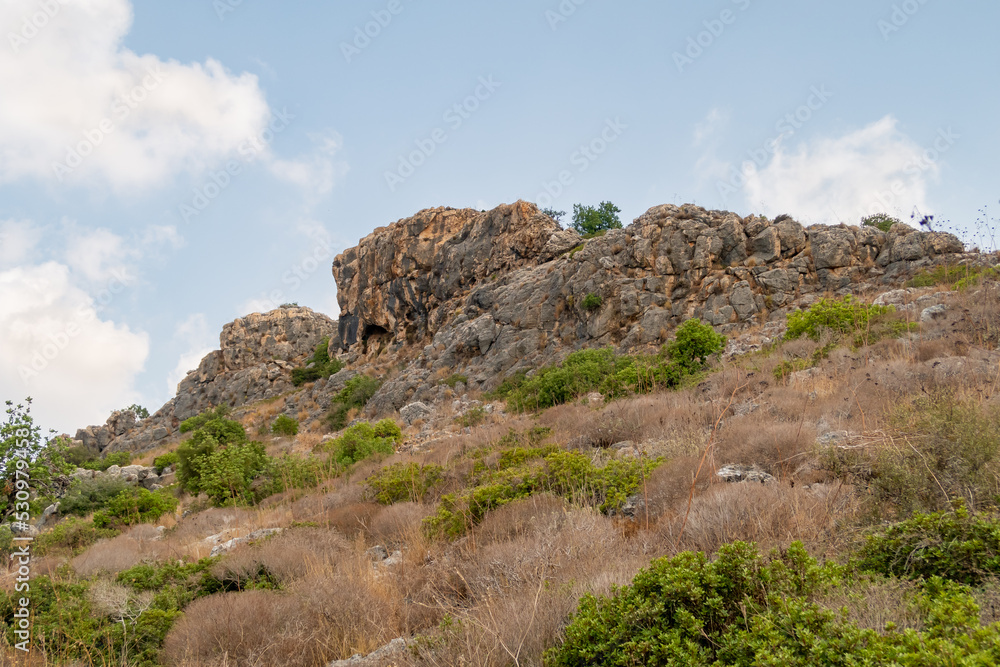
[70,201,967,452]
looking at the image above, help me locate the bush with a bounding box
[582,292,603,311]
[271,414,299,436]
[545,541,1000,666]
[34,517,119,555]
[439,373,468,388]
[785,295,902,345]
[503,323,723,412]
[571,201,622,237]
[92,487,179,529]
[196,441,270,506]
[856,503,1000,586]
[862,212,901,232]
[79,450,132,471]
[907,263,998,289]
[424,444,661,538]
[367,463,445,504]
[176,417,248,494]
[64,444,94,467]
[290,337,343,387]
[455,405,486,428]
[59,477,130,517]
[868,393,1000,514]
[321,419,402,467]
[326,375,382,430]
[153,451,179,474]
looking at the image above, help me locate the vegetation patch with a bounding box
[290,337,343,387]
[271,414,299,436]
[327,375,382,431]
[907,263,999,289]
[785,295,912,347]
[545,541,1000,666]
[92,487,178,529]
[498,319,724,412]
[439,373,468,388]
[367,463,445,504]
[319,419,403,467]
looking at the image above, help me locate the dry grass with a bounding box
[71,525,169,577]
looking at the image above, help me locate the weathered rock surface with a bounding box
[331,201,966,415]
[75,306,337,453]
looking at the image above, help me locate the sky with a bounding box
[1,0,997,434]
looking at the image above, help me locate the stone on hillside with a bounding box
[716,464,774,484]
[921,304,947,323]
[400,402,432,425]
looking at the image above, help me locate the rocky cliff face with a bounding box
[75,307,337,453]
[72,201,969,452]
[332,202,965,414]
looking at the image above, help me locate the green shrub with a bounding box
[906,263,997,289]
[425,445,660,538]
[856,503,1000,586]
[35,517,119,555]
[785,295,900,344]
[290,337,343,386]
[504,323,723,412]
[176,417,248,494]
[195,441,270,506]
[59,477,130,517]
[178,404,231,433]
[545,541,1000,667]
[571,201,622,237]
[861,212,901,232]
[327,375,382,430]
[153,451,179,474]
[92,487,178,529]
[64,444,93,467]
[582,292,603,311]
[271,414,299,436]
[79,450,132,471]
[257,453,331,497]
[367,463,445,504]
[321,419,401,467]
[440,373,469,388]
[455,405,486,428]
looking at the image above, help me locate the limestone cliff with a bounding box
[331,201,965,414]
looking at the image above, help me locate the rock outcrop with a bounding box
[331,202,965,414]
[74,306,338,453]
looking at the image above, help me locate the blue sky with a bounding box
[1,0,997,433]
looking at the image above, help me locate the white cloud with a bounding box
[0,262,149,433]
[166,314,214,395]
[268,131,348,199]
[63,225,134,284]
[0,219,43,266]
[693,108,728,147]
[0,0,271,190]
[740,116,940,224]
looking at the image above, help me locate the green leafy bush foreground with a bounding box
[857,502,1000,586]
[545,541,1000,667]
[500,319,724,412]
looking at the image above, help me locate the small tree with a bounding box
[862,213,901,233]
[541,208,566,222]
[571,202,622,237]
[1,398,72,522]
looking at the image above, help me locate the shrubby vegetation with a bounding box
[92,487,178,529]
[327,374,382,430]
[571,201,622,238]
[907,262,1000,290]
[271,414,299,436]
[546,541,1000,666]
[861,212,901,232]
[320,419,403,467]
[785,295,912,347]
[367,463,445,504]
[499,319,724,411]
[290,337,343,386]
[59,477,130,517]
